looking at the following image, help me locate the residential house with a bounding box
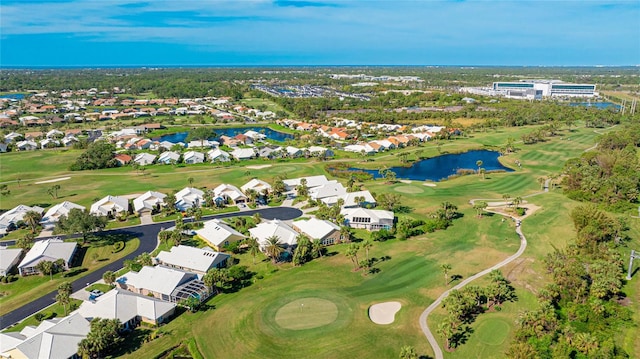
[322,190,376,208]
[40,201,85,229]
[175,187,204,211]
[207,148,231,162]
[39,138,60,148]
[45,129,64,138]
[241,179,272,196]
[249,220,299,252]
[15,140,38,151]
[76,288,176,329]
[213,184,247,205]
[292,218,342,246]
[4,132,23,142]
[285,146,302,158]
[341,208,395,231]
[156,245,230,277]
[256,146,280,159]
[187,139,218,149]
[133,191,166,214]
[157,151,180,164]
[309,181,347,201]
[116,266,209,303]
[90,195,129,217]
[0,247,22,276]
[0,313,90,359]
[196,219,246,250]
[306,146,334,158]
[18,238,77,276]
[231,148,255,160]
[283,175,331,192]
[133,153,157,166]
[0,205,44,236]
[61,136,78,147]
[183,151,205,164]
[114,153,132,166]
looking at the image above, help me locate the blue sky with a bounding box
[1,0,639,67]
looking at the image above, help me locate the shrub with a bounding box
[35,313,45,322]
[112,241,125,253]
[515,207,526,216]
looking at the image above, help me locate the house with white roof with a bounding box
[183,150,205,164]
[0,313,90,359]
[90,195,129,217]
[39,138,59,149]
[241,179,272,195]
[156,245,230,277]
[285,146,302,158]
[343,143,377,154]
[207,148,231,162]
[283,175,331,192]
[213,184,247,205]
[4,132,23,142]
[231,148,255,160]
[40,201,85,229]
[116,266,209,303]
[187,139,218,149]
[306,146,334,157]
[18,238,77,276]
[249,220,299,251]
[196,219,246,250]
[175,187,204,211]
[157,151,180,164]
[244,130,266,140]
[322,190,376,208]
[133,191,166,214]
[76,288,176,328]
[45,129,64,138]
[16,140,38,151]
[309,181,347,200]
[61,136,78,147]
[341,208,394,231]
[0,205,45,236]
[0,247,22,276]
[292,218,342,246]
[133,152,157,166]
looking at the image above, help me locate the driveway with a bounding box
[0,206,302,330]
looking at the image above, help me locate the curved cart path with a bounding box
[419,207,528,359]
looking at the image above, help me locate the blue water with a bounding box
[352,150,513,182]
[157,127,294,144]
[0,93,26,100]
[569,102,621,110]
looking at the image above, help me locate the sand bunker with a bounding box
[246,164,273,170]
[369,301,401,325]
[35,177,71,184]
[399,180,412,184]
[423,183,437,187]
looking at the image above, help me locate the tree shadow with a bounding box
[450,274,463,283]
[394,205,413,214]
[63,267,87,278]
[110,328,152,357]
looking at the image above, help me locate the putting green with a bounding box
[476,318,511,345]
[268,165,298,174]
[394,185,424,194]
[274,297,339,330]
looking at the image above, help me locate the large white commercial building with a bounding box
[462,80,597,100]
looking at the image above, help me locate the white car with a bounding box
[90,289,104,298]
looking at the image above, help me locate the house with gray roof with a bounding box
[0,247,22,276]
[0,205,44,236]
[292,218,343,246]
[116,266,210,304]
[18,238,77,276]
[156,245,229,278]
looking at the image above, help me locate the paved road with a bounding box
[419,209,528,359]
[0,206,302,330]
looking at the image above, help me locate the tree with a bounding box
[292,234,312,266]
[361,238,373,262]
[399,345,418,359]
[247,239,261,265]
[473,201,488,218]
[436,317,456,351]
[0,184,10,196]
[135,252,153,267]
[188,177,195,186]
[164,193,177,214]
[436,201,458,221]
[17,233,35,250]
[441,263,452,285]
[70,140,117,171]
[264,235,284,263]
[383,169,397,184]
[102,271,116,286]
[502,193,511,208]
[23,210,42,234]
[476,160,483,175]
[311,239,325,258]
[377,193,401,211]
[186,127,216,148]
[47,184,61,199]
[296,178,309,197]
[56,209,107,244]
[56,282,72,315]
[513,196,523,210]
[345,243,360,270]
[78,318,123,359]
[537,176,546,190]
[36,260,55,280]
[203,267,230,294]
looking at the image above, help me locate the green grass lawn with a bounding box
[0,238,139,316]
[86,283,113,293]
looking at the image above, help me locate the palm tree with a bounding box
[399,345,418,359]
[247,239,260,265]
[102,271,116,286]
[56,282,72,315]
[187,177,195,186]
[17,233,35,250]
[537,176,546,190]
[441,263,452,285]
[311,239,324,258]
[513,196,523,210]
[252,213,262,224]
[23,210,42,234]
[264,235,284,263]
[473,201,488,218]
[502,193,511,208]
[37,260,55,280]
[340,226,352,242]
[361,238,373,262]
[476,160,483,175]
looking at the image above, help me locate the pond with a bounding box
[0,93,27,100]
[156,126,294,144]
[569,102,621,110]
[351,150,513,182]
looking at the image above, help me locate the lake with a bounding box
[352,150,513,181]
[569,102,621,110]
[157,127,294,144]
[0,93,27,100]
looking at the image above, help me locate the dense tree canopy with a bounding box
[70,141,117,171]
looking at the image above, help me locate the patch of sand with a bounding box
[423,182,436,187]
[246,164,272,170]
[369,301,401,325]
[35,177,71,184]
[120,193,142,199]
[399,180,412,184]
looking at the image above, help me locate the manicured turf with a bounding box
[273,297,339,330]
[394,185,425,194]
[476,318,510,345]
